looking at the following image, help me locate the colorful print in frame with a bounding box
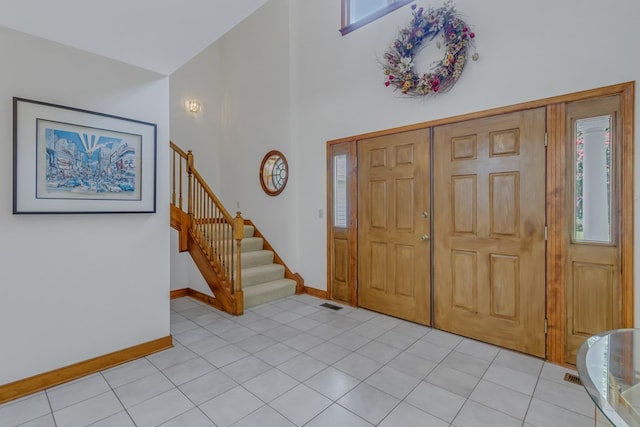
[13,98,157,213]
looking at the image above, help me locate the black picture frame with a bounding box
[13,97,157,214]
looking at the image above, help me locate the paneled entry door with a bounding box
[433,108,547,357]
[357,129,431,325]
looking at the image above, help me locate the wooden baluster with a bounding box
[187,150,194,225]
[178,155,184,211]
[171,151,176,206]
[215,204,219,270]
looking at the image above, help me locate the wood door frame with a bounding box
[326,81,634,364]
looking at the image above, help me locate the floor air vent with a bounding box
[320,302,343,311]
[563,372,583,386]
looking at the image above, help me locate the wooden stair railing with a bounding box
[170,141,244,315]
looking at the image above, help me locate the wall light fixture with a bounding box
[187,99,201,113]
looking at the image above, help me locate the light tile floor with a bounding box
[1,295,605,426]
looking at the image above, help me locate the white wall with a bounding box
[170,0,640,323]
[0,27,170,385]
[169,0,295,295]
[169,40,225,294]
[217,0,295,262]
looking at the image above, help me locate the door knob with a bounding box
[421,211,428,218]
[420,234,430,241]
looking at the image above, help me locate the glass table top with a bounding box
[577,329,640,427]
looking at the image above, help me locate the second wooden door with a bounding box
[433,108,547,357]
[357,129,431,325]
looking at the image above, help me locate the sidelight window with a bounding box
[573,115,614,243]
[333,154,348,228]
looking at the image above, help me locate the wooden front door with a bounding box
[433,108,547,357]
[357,129,431,325]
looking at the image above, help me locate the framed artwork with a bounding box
[13,97,157,214]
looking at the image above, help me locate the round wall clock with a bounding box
[259,150,288,196]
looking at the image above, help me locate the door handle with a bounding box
[420,234,430,241]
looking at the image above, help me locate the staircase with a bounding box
[240,223,298,308]
[170,142,302,315]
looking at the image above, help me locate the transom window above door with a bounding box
[340,0,413,35]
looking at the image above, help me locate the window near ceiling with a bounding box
[340,0,413,36]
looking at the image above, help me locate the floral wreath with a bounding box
[383,2,475,96]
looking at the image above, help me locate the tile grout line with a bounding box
[95,371,135,426]
[44,389,58,427]
[520,360,546,427]
[154,303,596,423]
[450,348,521,425]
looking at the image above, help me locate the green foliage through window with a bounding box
[574,122,611,241]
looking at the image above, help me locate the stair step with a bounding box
[242,225,255,238]
[241,250,274,268]
[241,264,285,287]
[244,279,297,308]
[241,237,264,252]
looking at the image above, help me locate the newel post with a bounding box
[234,211,245,315]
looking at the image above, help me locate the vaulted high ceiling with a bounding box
[0,0,269,75]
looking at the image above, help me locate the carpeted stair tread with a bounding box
[240,250,274,268]
[241,237,264,252]
[243,279,297,308]
[242,264,285,287]
[242,225,255,237]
